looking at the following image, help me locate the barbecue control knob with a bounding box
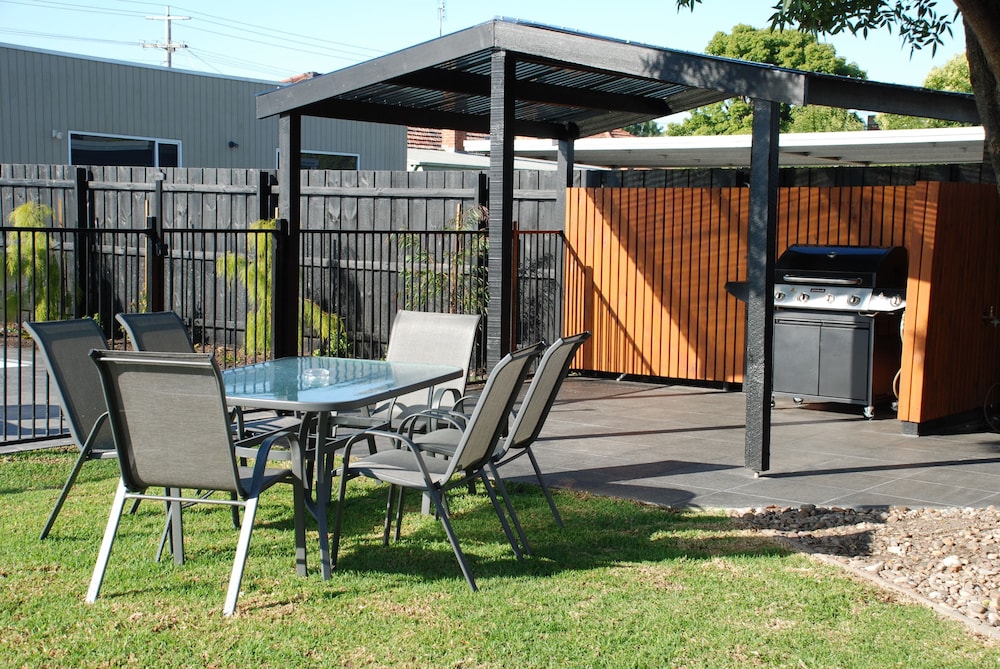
[774,291,785,302]
[826,294,835,303]
[848,295,861,306]
[797,293,810,303]
[890,294,903,307]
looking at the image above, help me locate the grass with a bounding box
[1,447,998,668]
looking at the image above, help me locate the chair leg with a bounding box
[40,448,91,540]
[156,499,171,562]
[425,485,477,592]
[165,488,186,565]
[486,462,532,556]
[381,484,396,545]
[223,496,256,617]
[86,481,128,604]
[525,447,564,528]
[330,470,352,571]
[394,487,404,542]
[477,470,524,560]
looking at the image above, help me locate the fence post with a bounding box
[72,167,90,319]
[273,114,301,358]
[256,170,275,221]
[145,174,166,313]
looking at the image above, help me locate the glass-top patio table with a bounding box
[222,356,462,579]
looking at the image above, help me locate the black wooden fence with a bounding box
[0,164,564,447]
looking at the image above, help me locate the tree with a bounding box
[666,24,867,135]
[877,53,973,129]
[4,202,67,323]
[216,219,345,358]
[676,0,1000,187]
[623,120,665,136]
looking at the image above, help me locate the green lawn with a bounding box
[1,447,997,668]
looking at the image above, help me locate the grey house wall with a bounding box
[0,44,406,170]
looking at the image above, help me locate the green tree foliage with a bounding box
[666,24,867,135]
[4,202,67,323]
[877,53,974,129]
[216,219,345,357]
[675,0,1000,190]
[622,120,665,136]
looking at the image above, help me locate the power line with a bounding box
[0,27,140,47]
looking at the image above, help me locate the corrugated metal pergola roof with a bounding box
[257,19,978,134]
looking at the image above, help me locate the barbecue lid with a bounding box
[776,245,908,288]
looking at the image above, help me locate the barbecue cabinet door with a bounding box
[817,319,872,403]
[773,316,821,396]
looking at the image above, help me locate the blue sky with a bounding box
[1,0,964,87]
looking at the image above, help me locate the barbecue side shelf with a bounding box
[772,309,903,417]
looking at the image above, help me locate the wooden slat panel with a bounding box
[563,183,1000,429]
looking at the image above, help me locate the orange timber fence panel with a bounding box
[898,182,1000,424]
[564,185,999,425]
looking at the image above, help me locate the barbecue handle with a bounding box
[781,274,863,286]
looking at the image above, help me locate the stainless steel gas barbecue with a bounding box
[771,245,907,418]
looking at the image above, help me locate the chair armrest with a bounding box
[398,408,468,437]
[340,429,436,483]
[247,429,302,486]
[233,428,297,462]
[228,406,248,437]
[81,411,110,452]
[432,386,463,408]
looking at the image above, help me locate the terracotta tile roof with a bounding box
[407,127,489,150]
[280,71,320,85]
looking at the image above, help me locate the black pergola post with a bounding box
[744,98,781,473]
[486,50,516,369]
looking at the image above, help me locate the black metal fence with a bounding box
[0,217,563,447]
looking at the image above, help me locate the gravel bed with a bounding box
[733,504,1000,639]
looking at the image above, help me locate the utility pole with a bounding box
[438,0,446,36]
[142,6,189,67]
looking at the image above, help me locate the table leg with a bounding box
[314,411,333,580]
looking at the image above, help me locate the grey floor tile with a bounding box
[529,377,1000,511]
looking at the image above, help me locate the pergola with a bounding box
[256,18,980,473]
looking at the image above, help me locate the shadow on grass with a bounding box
[328,479,798,588]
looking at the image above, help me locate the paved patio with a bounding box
[8,364,1000,510]
[504,376,1000,511]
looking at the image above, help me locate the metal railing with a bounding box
[1,223,564,447]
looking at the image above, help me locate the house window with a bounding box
[69,132,181,167]
[302,151,359,170]
[277,149,360,170]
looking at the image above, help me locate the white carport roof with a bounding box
[464,126,986,169]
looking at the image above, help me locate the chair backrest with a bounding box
[449,342,545,474]
[384,310,481,411]
[116,311,194,353]
[505,332,592,452]
[89,349,244,495]
[23,319,114,452]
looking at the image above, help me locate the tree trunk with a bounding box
[956,2,1000,190]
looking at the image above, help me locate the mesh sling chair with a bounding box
[331,342,545,592]
[406,332,591,553]
[370,310,481,427]
[117,310,250,540]
[24,318,114,540]
[115,311,300,439]
[85,349,307,617]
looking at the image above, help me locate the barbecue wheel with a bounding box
[985,382,1000,433]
